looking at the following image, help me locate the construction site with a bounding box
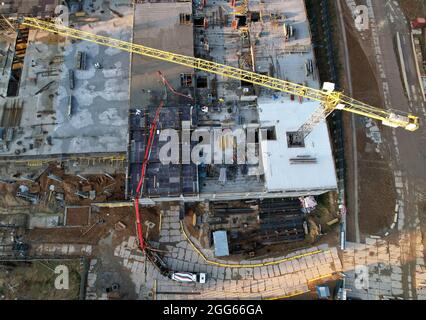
[0,0,424,301]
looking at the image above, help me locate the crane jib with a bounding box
[20,17,419,132]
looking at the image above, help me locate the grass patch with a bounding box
[0,260,82,300]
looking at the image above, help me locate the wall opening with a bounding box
[180,73,193,87]
[179,13,192,25]
[240,80,254,88]
[194,17,205,27]
[236,15,247,27]
[196,76,208,88]
[265,127,277,140]
[6,25,29,97]
[286,132,305,148]
[250,11,260,22]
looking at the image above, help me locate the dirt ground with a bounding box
[22,204,161,299]
[0,182,35,212]
[26,206,134,245]
[0,260,81,300]
[65,206,91,226]
[0,160,161,249]
[85,205,160,300]
[341,4,397,238]
[0,160,139,244]
[140,206,161,242]
[90,232,138,300]
[398,0,426,19]
[0,163,126,218]
[37,164,126,205]
[25,204,160,246]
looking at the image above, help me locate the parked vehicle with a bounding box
[411,17,426,29]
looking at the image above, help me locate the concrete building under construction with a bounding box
[0,0,132,180]
[0,0,337,203]
[127,0,338,203]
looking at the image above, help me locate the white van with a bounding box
[170,272,207,284]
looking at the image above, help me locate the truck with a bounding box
[143,247,206,283]
[170,272,207,284]
[411,18,426,30]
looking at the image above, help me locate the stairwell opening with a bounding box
[6,24,29,97]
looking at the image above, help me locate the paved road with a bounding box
[383,0,425,106]
[343,237,426,300]
[94,201,426,300]
[371,0,426,300]
[342,0,426,299]
[109,204,342,300]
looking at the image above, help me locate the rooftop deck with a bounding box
[0,0,133,157]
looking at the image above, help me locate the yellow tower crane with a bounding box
[20,17,419,136]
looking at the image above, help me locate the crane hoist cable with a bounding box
[19,17,419,136]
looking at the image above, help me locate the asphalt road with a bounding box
[370,0,426,225]
[342,0,426,299]
[376,0,426,300]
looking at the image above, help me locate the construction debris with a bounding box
[114,221,127,231]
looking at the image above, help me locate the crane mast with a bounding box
[20,17,419,134]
